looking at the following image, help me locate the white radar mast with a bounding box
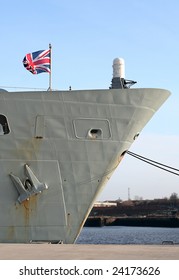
[111,58,137,89]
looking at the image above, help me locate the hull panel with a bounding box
[0,88,170,243]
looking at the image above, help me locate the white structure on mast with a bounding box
[111,57,136,89]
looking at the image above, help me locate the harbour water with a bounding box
[77,226,179,244]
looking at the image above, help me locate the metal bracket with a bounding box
[10,164,48,203]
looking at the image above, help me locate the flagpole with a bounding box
[49,43,52,91]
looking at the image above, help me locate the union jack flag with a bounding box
[23,49,51,74]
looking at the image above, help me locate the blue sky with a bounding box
[1,0,179,200]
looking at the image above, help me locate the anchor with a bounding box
[10,164,48,203]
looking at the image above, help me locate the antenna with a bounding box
[128,187,131,200]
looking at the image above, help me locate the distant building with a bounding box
[94,201,117,207]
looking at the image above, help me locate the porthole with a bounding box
[88,128,102,139]
[0,114,10,135]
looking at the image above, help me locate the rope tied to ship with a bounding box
[127,150,179,176]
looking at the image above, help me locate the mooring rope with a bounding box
[127,151,179,176]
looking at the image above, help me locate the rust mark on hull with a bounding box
[13,195,38,241]
[13,137,42,161]
[22,195,38,226]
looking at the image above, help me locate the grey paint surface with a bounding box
[0,88,170,243]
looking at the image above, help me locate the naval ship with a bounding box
[0,58,170,243]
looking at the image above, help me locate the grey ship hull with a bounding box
[0,88,170,243]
